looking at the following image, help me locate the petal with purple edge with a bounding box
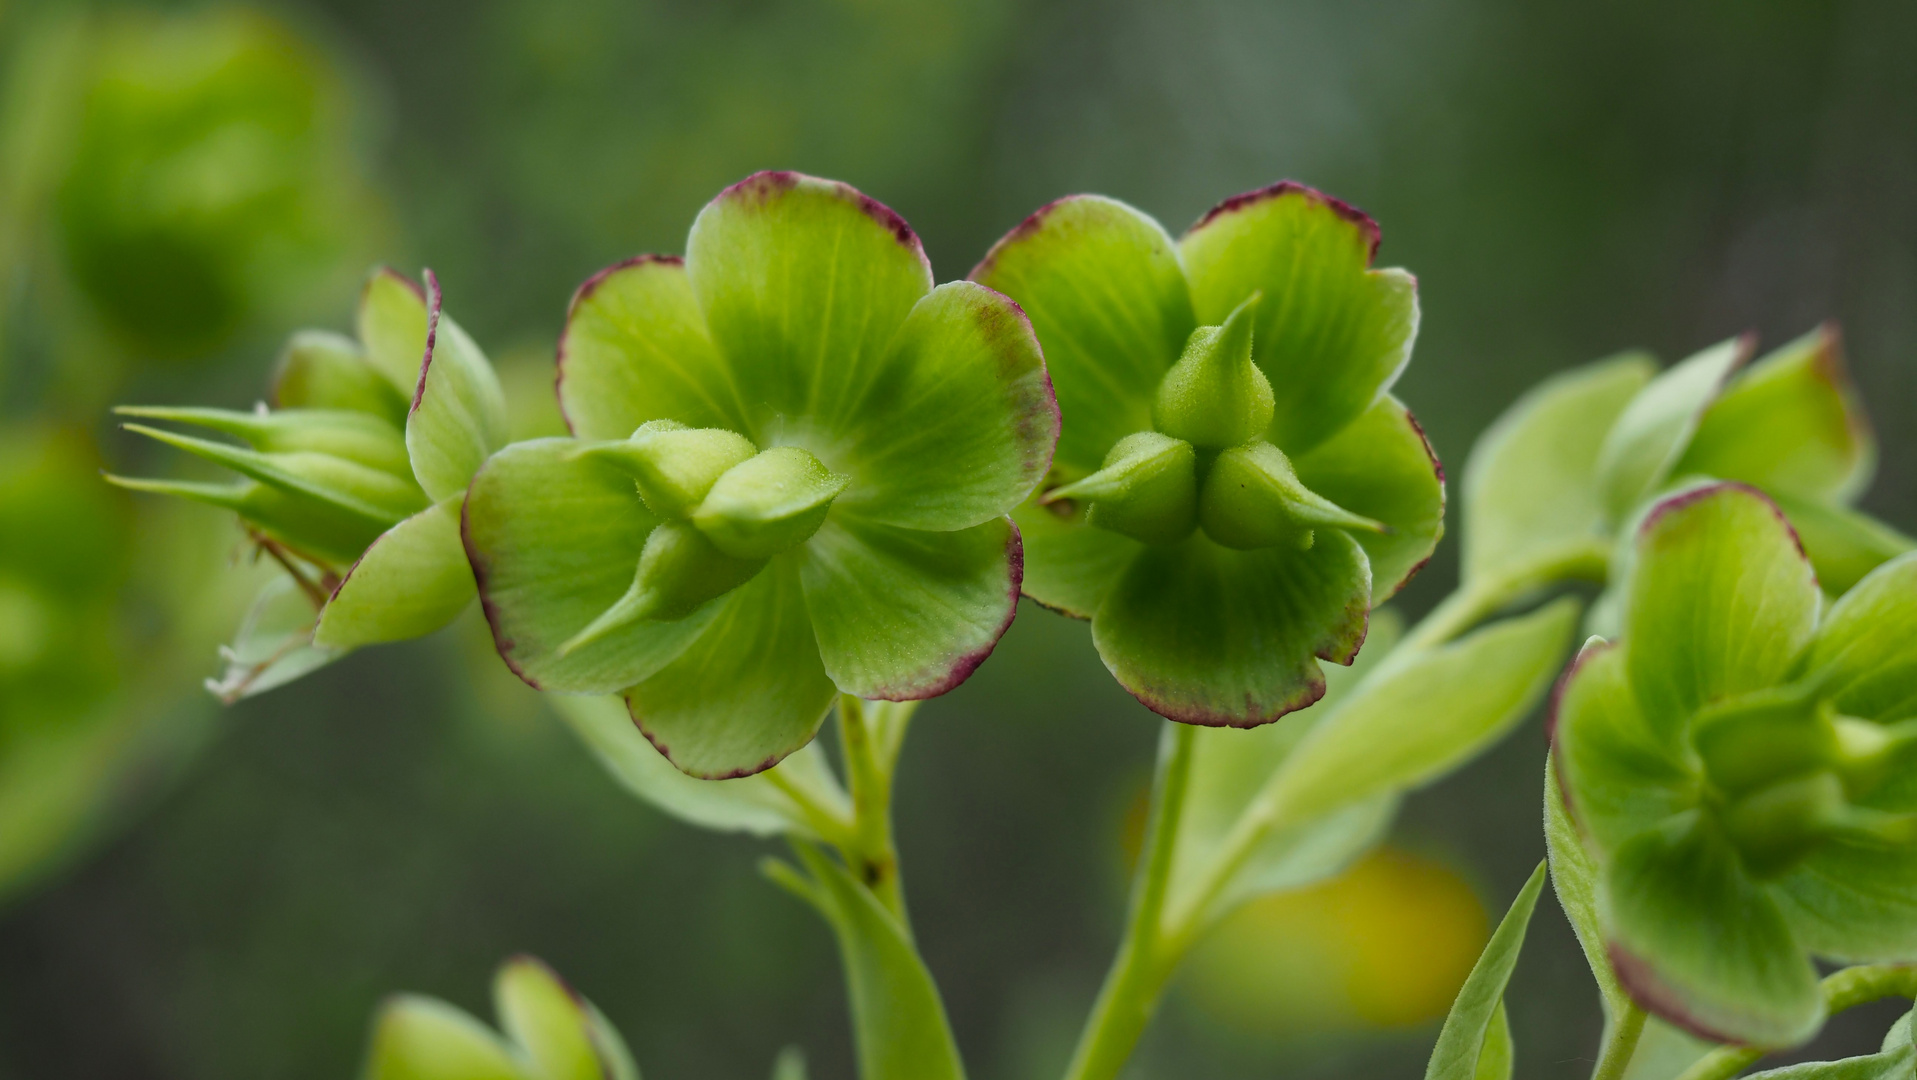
[798,515,1020,701]
[1552,640,1701,854]
[1292,393,1444,601]
[970,195,1195,476]
[1091,530,1369,727]
[1010,496,1142,620]
[314,496,473,648]
[407,271,508,501]
[830,281,1058,532]
[1177,182,1418,457]
[355,266,429,397]
[556,255,743,440]
[626,557,837,779]
[684,172,933,445]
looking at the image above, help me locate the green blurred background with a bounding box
[1,0,1914,1076]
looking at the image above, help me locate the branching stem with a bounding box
[836,695,915,929]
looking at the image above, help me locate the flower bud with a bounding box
[558,521,766,655]
[1045,431,1197,546]
[692,446,851,559]
[272,330,411,425]
[1151,292,1274,450]
[1198,440,1384,550]
[577,420,758,519]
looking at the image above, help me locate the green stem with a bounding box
[1396,541,1610,655]
[1062,723,1198,1080]
[1590,1004,1648,1080]
[836,695,913,928]
[1674,965,1917,1080]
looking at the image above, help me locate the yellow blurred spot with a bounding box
[1181,846,1489,1036]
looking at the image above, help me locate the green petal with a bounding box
[356,266,430,397]
[625,558,836,778]
[556,255,741,439]
[1425,862,1547,1080]
[1177,182,1418,456]
[1678,326,1874,505]
[363,995,527,1080]
[206,575,347,703]
[684,171,933,442]
[1091,530,1369,726]
[272,329,410,426]
[799,515,1019,700]
[1545,757,1631,1022]
[1293,394,1445,599]
[830,281,1057,531]
[314,497,473,648]
[1594,337,1749,524]
[493,957,618,1080]
[1771,493,1915,598]
[1462,353,1654,584]
[969,195,1195,475]
[407,271,509,501]
[1625,484,1820,733]
[1603,811,1824,1048]
[1774,838,1917,963]
[1553,640,1701,853]
[1009,496,1141,620]
[1744,1045,1916,1080]
[1808,551,1917,723]
[463,439,714,694]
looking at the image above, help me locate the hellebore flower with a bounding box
[1554,482,1917,1048]
[462,171,1057,778]
[971,183,1442,725]
[109,268,507,698]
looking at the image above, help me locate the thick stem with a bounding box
[1673,965,1917,1080]
[1396,541,1610,656]
[837,695,912,927]
[1062,723,1198,1080]
[1590,1004,1648,1080]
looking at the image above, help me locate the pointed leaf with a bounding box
[1463,354,1654,584]
[1594,337,1748,524]
[314,497,472,648]
[1678,326,1874,506]
[829,280,1057,531]
[798,515,1019,701]
[493,957,611,1080]
[206,576,345,703]
[357,267,430,396]
[1808,550,1917,723]
[1743,1044,1915,1080]
[1475,1002,1514,1080]
[767,845,966,1080]
[1770,493,1914,598]
[1603,811,1824,1048]
[1624,484,1820,735]
[1294,394,1445,598]
[557,255,742,439]
[463,439,715,694]
[1178,182,1418,456]
[550,694,849,839]
[407,271,509,501]
[363,995,527,1080]
[625,558,836,778]
[1091,530,1369,726]
[1009,497,1141,619]
[969,194,1195,476]
[684,171,932,442]
[1552,641,1702,854]
[1544,756,1630,1020]
[1424,861,1547,1080]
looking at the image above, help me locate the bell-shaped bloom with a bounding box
[109,268,507,698]
[971,183,1442,726]
[1554,482,1917,1048]
[463,171,1057,778]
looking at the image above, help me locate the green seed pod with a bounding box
[116,405,414,478]
[1046,431,1197,546]
[1198,440,1384,550]
[691,446,850,559]
[559,521,766,655]
[579,421,758,519]
[1151,292,1274,450]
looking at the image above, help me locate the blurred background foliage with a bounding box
[0,0,1913,1077]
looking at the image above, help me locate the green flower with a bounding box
[1554,481,1917,1048]
[463,171,1057,778]
[109,268,507,698]
[971,183,1441,725]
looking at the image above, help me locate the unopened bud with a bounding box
[578,420,758,519]
[693,446,851,559]
[1045,431,1197,546]
[1198,441,1384,550]
[558,521,766,655]
[1152,292,1274,450]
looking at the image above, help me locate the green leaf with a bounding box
[1552,639,1702,855]
[624,558,836,778]
[684,171,932,443]
[1678,326,1874,506]
[1462,353,1654,584]
[1424,861,1547,1080]
[766,844,967,1080]
[1091,529,1369,726]
[1544,756,1631,1021]
[1009,497,1141,620]
[313,497,473,648]
[407,271,509,501]
[1178,182,1418,456]
[969,194,1194,477]
[363,995,528,1080]
[1743,1044,1916,1080]
[829,280,1057,532]
[1603,811,1824,1048]
[463,439,716,694]
[1808,550,1917,723]
[798,515,1018,700]
[1769,493,1915,598]
[206,576,345,703]
[1293,394,1445,599]
[556,255,741,439]
[549,694,849,839]
[1254,597,1579,825]
[357,267,431,397]
[1474,1002,1514,1080]
[1594,337,1747,524]
[272,328,410,426]
[1624,484,1821,735]
[494,957,609,1080]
